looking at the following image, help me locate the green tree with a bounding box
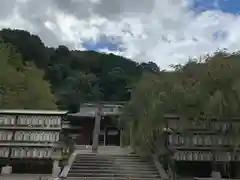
[18,62,57,109]
[0,41,56,109]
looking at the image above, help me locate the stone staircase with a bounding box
[67,146,162,180]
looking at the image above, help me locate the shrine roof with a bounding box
[0,109,68,115]
[68,111,95,117]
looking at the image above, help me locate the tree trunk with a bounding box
[92,104,103,153]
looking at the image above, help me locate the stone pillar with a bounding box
[1,165,12,174]
[104,127,107,146]
[52,160,61,177]
[120,129,124,148]
[92,104,103,153]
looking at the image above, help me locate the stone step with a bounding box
[69,168,159,174]
[75,156,144,160]
[73,160,154,165]
[67,177,161,180]
[72,162,156,168]
[75,151,132,155]
[74,159,150,163]
[75,156,149,160]
[68,172,160,178]
[75,154,142,158]
[74,156,151,162]
[70,165,157,171]
[75,156,148,159]
[68,172,159,177]
[74,146,130,151]
[74,160,152,164]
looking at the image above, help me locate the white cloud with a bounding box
[0,0,240,69]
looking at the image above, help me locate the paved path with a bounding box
[0,174,51,180]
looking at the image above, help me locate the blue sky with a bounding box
[3,0,240,69]
[82,0,240,52]
[82,35,123,52]
[192,0,240,14]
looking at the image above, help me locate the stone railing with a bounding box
[152,154,169,180]
[58,151,77,178]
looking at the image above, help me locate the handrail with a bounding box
[142,132,169,180]
[58,150,77,178]
[152,154,169,180]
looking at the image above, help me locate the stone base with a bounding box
[52,160,61,177]
[52,166,61,177]
[211,171,221,180]
[1,166,12,174]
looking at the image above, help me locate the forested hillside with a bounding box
[0,28,159,111]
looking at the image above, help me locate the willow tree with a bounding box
[119,71,186,154]
[120,51,240,172]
